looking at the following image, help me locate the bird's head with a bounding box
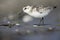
[23,5,32,13]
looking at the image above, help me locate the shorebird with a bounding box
[23,5,56,26]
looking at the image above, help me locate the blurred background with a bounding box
[0,0,60,40]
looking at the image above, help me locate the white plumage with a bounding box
[23,5,53,18]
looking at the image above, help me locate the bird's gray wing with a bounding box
[36,7,43,14]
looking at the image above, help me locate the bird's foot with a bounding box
[33,24,50,27]
[33,24,45,26]
[33,24,42,27]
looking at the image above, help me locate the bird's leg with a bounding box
[33,17,44,26]
[41,17,44,25]
[38,17,44,26]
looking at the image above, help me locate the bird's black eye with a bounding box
[24,8,27,10]
[53,6,57,9]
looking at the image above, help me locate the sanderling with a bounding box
[23,5,56,26]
